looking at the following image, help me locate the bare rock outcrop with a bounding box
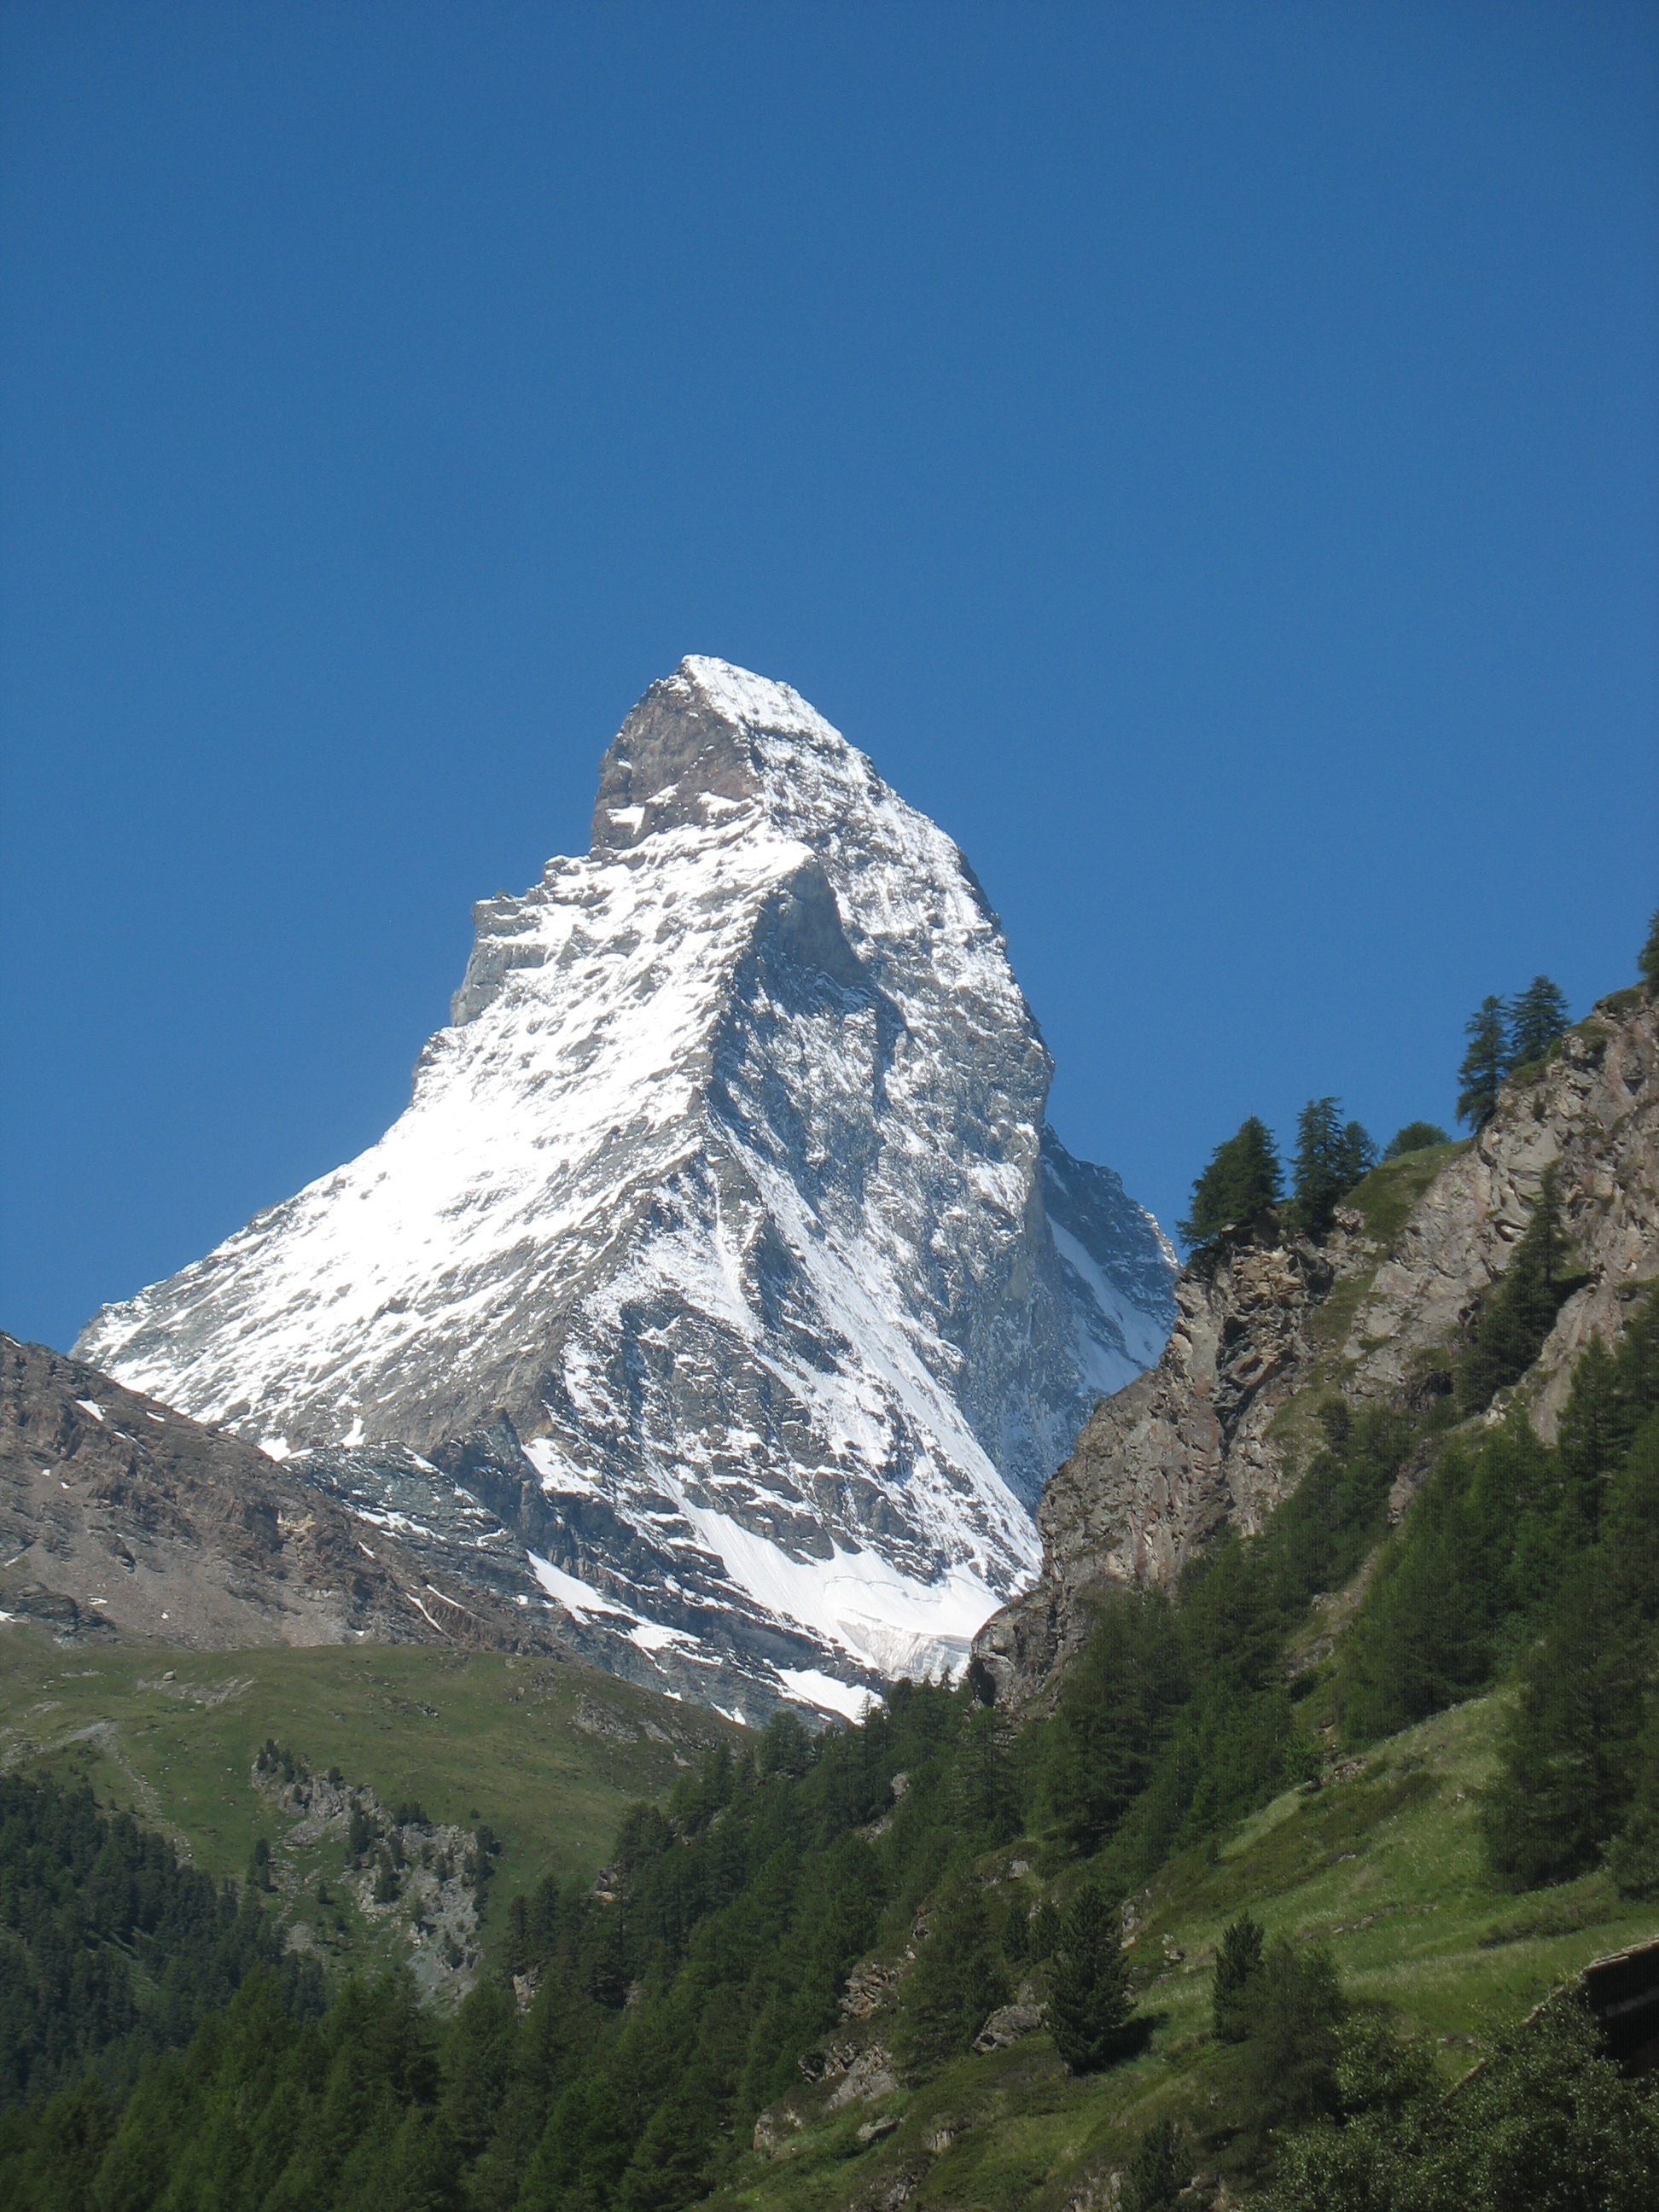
[0,1332,573,1656]
[972,1228,1336,1704]
[975,989,1659,1709]
[1343,992,1659,1440]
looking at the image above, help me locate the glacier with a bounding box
[77,658,1174,1717]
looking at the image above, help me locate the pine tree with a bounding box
[1179,1117,1283,1248]
[1337,1120,1377,1190]
[1123,2116,1190,2211]
[1212,1912,1265,2041]
[1457,996,1507,1129]
[1237,1939,1347,2133]
[958,1704,1020,1840]
[1027,1896,1062,1962]
[1505,975,1569,1073]
[1046,1885,1132,2073]
[1382,1121,1448,1160]
[1039,1592,1186,1855]
[1002,1900,1029,1966]
[1553,1336,1625,1551]
[1606,1696,1659,1900]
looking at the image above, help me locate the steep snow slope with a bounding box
[79,660,1173,1713]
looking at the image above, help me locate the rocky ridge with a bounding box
[975,988,1659,1708]
[0,1332,568,1657]
[75,658,1174,1719]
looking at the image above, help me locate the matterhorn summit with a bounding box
[79,659,1174,1717]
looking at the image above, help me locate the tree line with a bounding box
[1181,903,1659,1254]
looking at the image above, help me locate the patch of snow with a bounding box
[626,1618,695,1653]
[777,1668,874,1723]
[673,1499,992,1679]
[75,1400,104,1423]
[527,1551,633,1625]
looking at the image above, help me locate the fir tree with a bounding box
[1606,1695,1659,1901]
[1382,1121,1448,1159]
[1553,1335,1624,1551]
[1457,996,1507,1129]
[1027,1896,1062,1962]
[1039,1592,1186,1855]
[1178,1117,1282,1248]
[1237,1939,1347,2133]
[1337,1119,1376,1189]
[1046,1885,1132,2073]
[1505,975,1569,1073]
[1122,2115,1190,2211]
[958,1704,1021,1840]
[1212,1912,1266,2041]
[1002,1901,1029,1966]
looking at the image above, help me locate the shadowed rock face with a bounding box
[975,989,1659,1710]
[73,658,1175,1719]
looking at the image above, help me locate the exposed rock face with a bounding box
[973,1228,1335,1704]
[975,989,1659,1708]
[1342,993,1659,1440]
[75,659,1174,1716]
[0,1334,567,1656]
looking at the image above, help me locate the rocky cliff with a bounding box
[975,987,1659,1708]
[0,1333,568,1656]
[75,658,1174,1719]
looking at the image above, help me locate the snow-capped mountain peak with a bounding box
[77,658,1175,1718]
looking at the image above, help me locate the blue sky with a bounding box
[3,1,1656,1353]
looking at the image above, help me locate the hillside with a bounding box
[0,1629,732,2008]
[3,972,1657,2211]
[978,985,1659,1707]
[711,1693,1659,2212]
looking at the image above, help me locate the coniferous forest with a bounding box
[4,945,1659,2211]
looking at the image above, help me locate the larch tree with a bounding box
[1457,995,1507,1129]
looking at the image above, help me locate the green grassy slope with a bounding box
[0,1625,729,1984]
[713,1690,1659,2212]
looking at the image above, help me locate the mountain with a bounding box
[75,658,1174,1717]
[975,984,1659,1707]
[0,1332,564,1656]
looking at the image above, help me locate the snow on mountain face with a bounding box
[77,659,1174,1716]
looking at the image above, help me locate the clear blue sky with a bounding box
[3,2,1656,1354]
